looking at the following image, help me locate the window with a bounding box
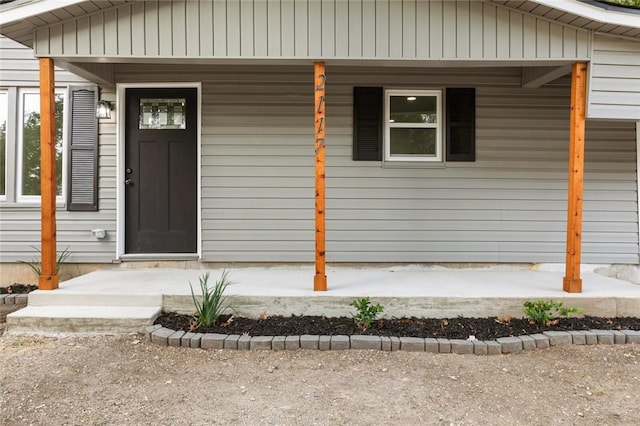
[17,89,66,201]
[384,90,442,162]
[0,91,7,199]
[353,87,475,163]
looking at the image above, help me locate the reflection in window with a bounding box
[20,92,64,196]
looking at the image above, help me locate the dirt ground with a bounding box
[1,324,639,426]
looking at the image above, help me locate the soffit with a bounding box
[490,0,640,38]
[0,0,131,47]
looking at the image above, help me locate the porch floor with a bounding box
[6,264,640,335]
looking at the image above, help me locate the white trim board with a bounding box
[115,82,202,260]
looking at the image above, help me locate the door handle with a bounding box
[124,179,133,186]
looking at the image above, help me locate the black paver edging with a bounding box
[146,324,640,355]
[0,294,29,306]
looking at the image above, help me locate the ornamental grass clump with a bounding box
[20,246,72,280]
[189,270,234,328]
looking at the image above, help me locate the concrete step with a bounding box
[6,305,161,335]
[26,290,161,307]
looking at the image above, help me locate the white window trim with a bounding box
[0,90,8,201]
[384,89,443,162]
[16,88,68,203]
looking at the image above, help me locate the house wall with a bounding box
[589,34,640,120]
[2,59,637,264]
[0,35,117,263]
[34,0,591,62]
[111,64,638,264]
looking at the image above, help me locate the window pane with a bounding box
[139,98,186,129]
[390,128,437,156]
[22,93,64,196]
[0,92,7,196]
[389,95,437,124]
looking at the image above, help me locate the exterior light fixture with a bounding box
[96,100,112,119]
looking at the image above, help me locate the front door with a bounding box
[125,87,197,253]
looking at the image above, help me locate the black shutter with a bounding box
[446,88,476,162]
[353,87,382,161]
[67,86,98,211]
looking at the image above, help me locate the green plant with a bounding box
[20,246,72,279]
[351,297,384,331]
[189,270,234,328]
[523,299,583,326]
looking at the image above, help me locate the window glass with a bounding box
[389,128,437,156]
[386,90,441,161]
[389,96,437,124]
[139,98,186,129]
[0,91,7,197]
[20,91,64,197]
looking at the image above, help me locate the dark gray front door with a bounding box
[125,87,197,253]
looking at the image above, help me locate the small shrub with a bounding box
[523,299,583,326]
[189,270,234,328]
[20,246,72,280]
[351,297,384,331]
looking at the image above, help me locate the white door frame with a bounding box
[115,82,202,260]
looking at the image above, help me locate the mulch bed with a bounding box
[0,284,37,294]
[155,312,640,341]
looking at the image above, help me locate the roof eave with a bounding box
[0,0,85,26]
[531,0,640,29]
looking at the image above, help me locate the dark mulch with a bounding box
[155,312,640,341]
[0,284,37,294]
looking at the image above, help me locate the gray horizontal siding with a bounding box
[0,35,87,86]
[0,35,117,263]
[115,63,638,264]
[589,34,640,120]
[36,0,591,61]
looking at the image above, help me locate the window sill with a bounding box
[381,160,447,169]
[0,201,67,209]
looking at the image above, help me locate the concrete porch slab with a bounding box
[8,265,638,327]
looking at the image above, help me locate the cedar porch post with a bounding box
[563,62,587,293]
[38,58,59,290]
[314,62,327,291]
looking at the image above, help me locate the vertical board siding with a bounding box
[590,34,640,120]
[0,36,116,262]
[109,63,637,263]
[39,0,591,61]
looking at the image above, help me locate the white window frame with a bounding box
[384,89,443,162]
[0,90,8,201]
[16,88,68,203]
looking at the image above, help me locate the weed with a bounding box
[495,314,512,325]
[20,246,72,280]
[189,270,234,328]
[523,299,583,326]
[351,297,384,331]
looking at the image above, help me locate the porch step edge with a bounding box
[27,291,161,307]
[5,305,161,336]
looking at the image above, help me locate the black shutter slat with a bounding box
[446,88,476,162]
[353,87,382,161]
[67,86,98,211]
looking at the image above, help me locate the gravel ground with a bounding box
[1,325,639,426]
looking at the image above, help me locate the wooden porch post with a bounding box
[314,62,327,291]
[38,58,59,290]
[563,62,587,293]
